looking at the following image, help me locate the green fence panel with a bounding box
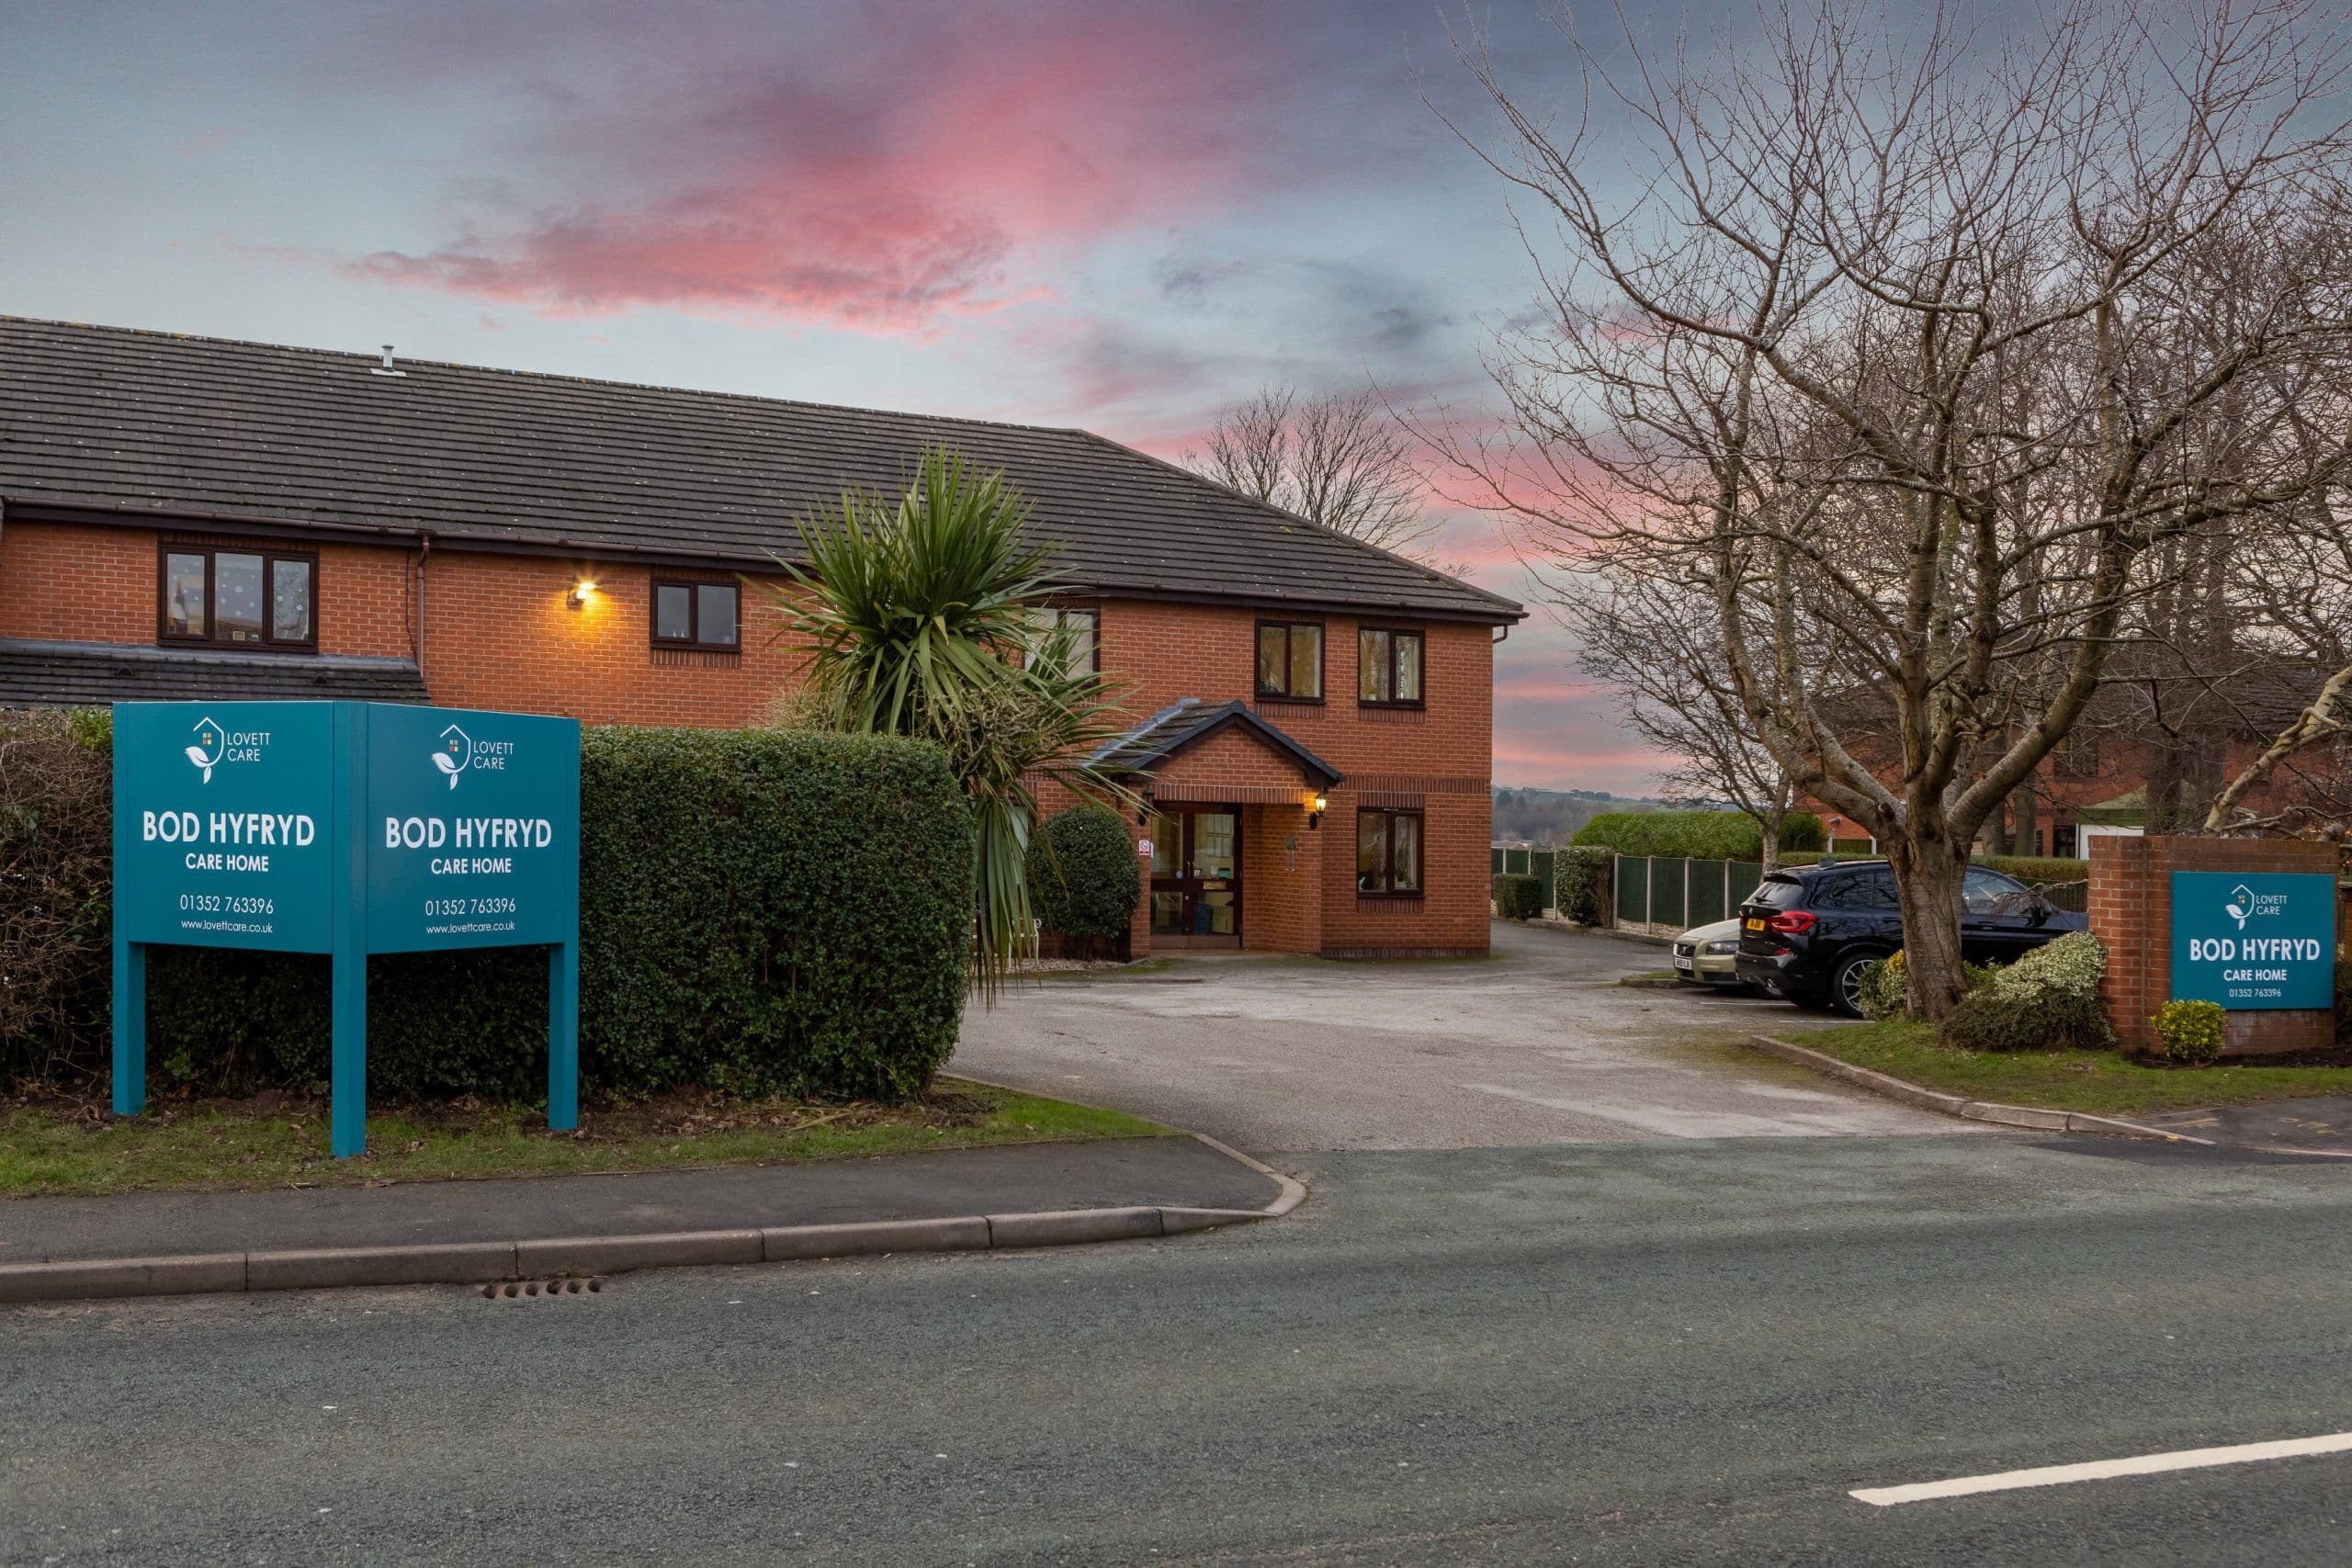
[1615,855,1648,924]
[1651,857,1686,928]
[1491,847,1503,877]
[1686,859,1726,926]
[1507,848,1532,876]
[1532,849,1556,909]
[1729,860,1764,908]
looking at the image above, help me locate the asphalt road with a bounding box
[957,920,1962,1148]
[9,1134,2352,1565]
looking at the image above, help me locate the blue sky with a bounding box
[0,0,1668,791]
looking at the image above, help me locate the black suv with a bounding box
[1734,860,2086,1016]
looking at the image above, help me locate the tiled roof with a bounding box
[1091,698,1342,787]
[0,316,1523,624]
[0,638,429,708]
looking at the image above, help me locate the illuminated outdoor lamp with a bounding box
[569,579,596,610]
[1308,790,1329,829]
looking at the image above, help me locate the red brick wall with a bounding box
[5,520,1499,954]
[1,522,413,657]
[2091,834,2336,1058]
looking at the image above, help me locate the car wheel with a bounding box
[1830,952,1879,1019]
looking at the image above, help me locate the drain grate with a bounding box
[482,1277,605,1301]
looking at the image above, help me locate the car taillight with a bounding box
[1766,910,1816,935]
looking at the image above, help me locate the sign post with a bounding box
[2169,870,2337,1011]
[112,701,581,1156]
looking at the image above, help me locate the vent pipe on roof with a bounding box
[372,344,406,378]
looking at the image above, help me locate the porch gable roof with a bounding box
[1088,698,1342,790]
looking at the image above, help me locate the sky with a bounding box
[0,0,1666,792]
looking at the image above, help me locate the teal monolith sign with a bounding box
[2170,870,2336,1010]
[112,701,582,1156]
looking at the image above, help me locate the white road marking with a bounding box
[1852,1432,2352,1506]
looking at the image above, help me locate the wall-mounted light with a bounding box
[1308,791,1329,829]
[569,580,597,611]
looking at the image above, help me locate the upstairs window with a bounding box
[159,545,315,650]
[1358,626,1424,707]
[1255,621,1324,701]
[1025,605,1100,678]
[651,580,741,649]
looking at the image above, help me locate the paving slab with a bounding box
[0,1137,1276,1266]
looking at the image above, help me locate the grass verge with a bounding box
[0,1077,1169,1199]
[1801,1020,2352,1116]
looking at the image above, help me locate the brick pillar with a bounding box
[2093,833,2337,1059]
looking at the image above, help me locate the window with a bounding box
[1356,807,1423,896]
[651,580,741,649]
[1962,866,2031,917]
[158,546,315,649]
[1025,605,1100,677]
[1358,627,1424,706]
[1819,870,1899,911]
[1255,621,1324,701]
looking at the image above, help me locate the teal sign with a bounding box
[113,701,582,1156]
[2170,871,2336,1010]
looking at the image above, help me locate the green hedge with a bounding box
[1492,873,1544,920]
[1572,808,1824,861]
[2,715,974,1102]
[1026,802,1139,953]
[1553,845,1613,923]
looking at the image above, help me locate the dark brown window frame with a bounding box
[1356,626,1427,709]
[1254,619,1326,703]
[650,577,743,651]
[1355,806,1426,897]
[1029,604,1103,676]
[156,543,319,652]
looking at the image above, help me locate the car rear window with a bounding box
[1748,876,1805,908]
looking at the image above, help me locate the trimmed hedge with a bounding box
[1553,845,1612,924]
[1778,851,2092,886]
[1027,802,1140,954]
[1572,809,1824,861]
[2,715,974,1102]
[1492,873,1544,920]
[1937,931,2113,1053]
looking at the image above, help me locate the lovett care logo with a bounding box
[185,716,225,784]
[183,716,269,784]
[433,724,473,790]
[2223,882,2287,931]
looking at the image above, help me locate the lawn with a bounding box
[1800,1020,2352,1116]
[0,1077,1169,1199]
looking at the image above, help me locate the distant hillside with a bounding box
[1492,786,1684,846]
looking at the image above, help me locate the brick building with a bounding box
[0,317,1522,957]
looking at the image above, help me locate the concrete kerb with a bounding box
[1745,1033,2218,1145]
[0,1132,1307,1307]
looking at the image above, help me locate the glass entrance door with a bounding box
[1148,809,1242,948]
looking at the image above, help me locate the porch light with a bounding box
[1308,791,1328,829]
[569,579,597,610]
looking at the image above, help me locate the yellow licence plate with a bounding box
[1744,918,1767,931]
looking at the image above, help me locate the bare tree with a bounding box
[1431,0,2352,1017]
[1564,570,1804,870]
[1189,387,1440,556]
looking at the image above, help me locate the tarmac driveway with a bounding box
[956,920,1972,1152]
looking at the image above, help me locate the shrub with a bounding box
[1026,802,1139,956]
[0,708,116,1081]
[1552,845,1612,924]
[2336,955,2352,1044]
[4,718,975,1103]
[1971,854,2091,886]
[1571,809,1824,861]
[1858,951,1908,1021]
[1937,931,2114,1054]
[2151,999,2226,1065]
[1493,873,1544,920]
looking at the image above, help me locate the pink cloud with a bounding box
[329,15,1281,333]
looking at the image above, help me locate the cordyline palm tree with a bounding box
[759,446,1138,1001]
